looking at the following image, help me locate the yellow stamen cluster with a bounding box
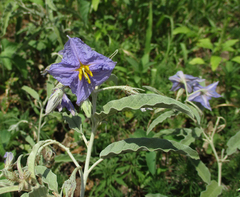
[76,61,93,84]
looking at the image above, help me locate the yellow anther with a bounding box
[75,61,93,84]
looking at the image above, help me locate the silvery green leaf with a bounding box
[22,86,40,101]
[100,138,199,160]
[190,159,211,184]
[35,166,58,193]
[147,110,177,134]
[226,130,240,155]
[95,94,194,121]
[200,180,223,197]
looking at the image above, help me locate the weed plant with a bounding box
[1,0,240,197]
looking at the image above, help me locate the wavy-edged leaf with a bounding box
[200,180,223,197]
[95,94,194,121]
[35,166,58,193]
[100,138,199,160]
[190,159,211,184]
[226,130,240,155]
[147,110,177,134]
[22,86,40,101]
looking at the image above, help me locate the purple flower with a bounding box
[45,87,76,116]
[48,36,117,105]
[57,93,76,115]
[4,152,14,168]
[188,82,221,110]
[169,71,205,93]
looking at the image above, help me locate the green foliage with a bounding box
[100,138,199,160]
[1,0,240,196]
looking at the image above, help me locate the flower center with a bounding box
[75,61,93,84]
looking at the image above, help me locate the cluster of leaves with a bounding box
[1,0,240,196]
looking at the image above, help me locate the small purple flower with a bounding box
[4,152,14,168]
[48,36,117,105]
[169,71,205,93]
[45,87,76,116]
[57,93,76,115]
[188,82,221,110]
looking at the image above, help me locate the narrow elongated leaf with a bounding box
[94,94,194,121]
[22,86,40,101]
[226,130,240,155]
[100,138,199,160]
[190,159,211,184]
[200,180,223,197]
[147,110,177,134]
[35,166,58,192]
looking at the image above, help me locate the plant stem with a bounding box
[81,91,99,196]
[200,127,222,186]
[37,102,44,142]
[88,158,103,175]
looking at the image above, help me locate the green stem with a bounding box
[88,158,103,175]
[37,102,44,142]
[81,91,99,197]
[200,127,222,186]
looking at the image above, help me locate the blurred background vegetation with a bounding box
[1,0,240,196]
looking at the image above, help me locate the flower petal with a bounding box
[48,63,78,86]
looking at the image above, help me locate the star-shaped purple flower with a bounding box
[188,81,221,110]
[48,36,117,105]
[169,71,205,93]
